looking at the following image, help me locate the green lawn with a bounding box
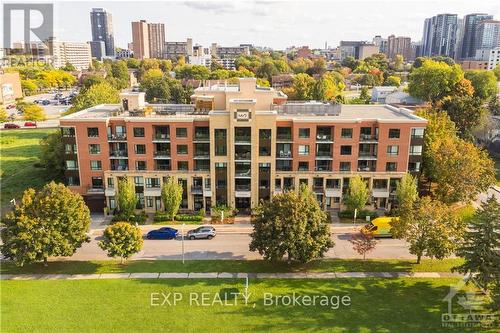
[0,258,464,275]
[1,278,494,332]
[0,128,57,212]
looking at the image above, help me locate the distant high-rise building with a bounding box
[386,35,412,61]
[131,20,150,59]
[372,35,387,54]
[90,8,115,57]
[89,41,106,60]
[421,14,458,58]
[460,14,493,59]
[147,23,165,59]
[474,20,500,52]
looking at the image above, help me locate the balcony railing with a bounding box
[191,186,203,194]
[154,151,171,157]
[357,166,376,172]
[360,134,379,141]
[153,133,170,141]
[108,133,127,141]
[277,151,292,158]
[276,134,292,141]
[109,150,128,157]
[316,151,332,157]
[235,152,251,160]
[110,165,129,171]
[358,151,377,158]
[235,169,251,177]
[194,133,210,141]
[235,184,251,191]
[155,165,171,171]
[316,135,332,141]
[235,136,251,143]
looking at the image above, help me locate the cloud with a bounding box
[182,1,236,13]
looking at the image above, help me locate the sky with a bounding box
[4,0,500,50]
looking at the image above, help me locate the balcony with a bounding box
[235,169,251,178]
[235,151,251,160]
[276,150,292,159]
[194,150,210,159]
[316,151,332,159]
[358,151,378,160]
[109,150,128,158]
[154,151,171,158]
[359,134,378,142]
[194,133,210,142]
[372,187,390,198]
[153,133,170,142]
[357,161,376,172]
[108,133,127,141]
[234,135,251,144]
[191,186,203,195]
[87,186,104,193]
[276,134,292,142]
[110,164,129,171]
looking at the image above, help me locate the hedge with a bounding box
[174,214,203,222]
[111,212,148,225]
[338,210,378,220]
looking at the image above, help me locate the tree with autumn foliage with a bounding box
[349,229,378,260]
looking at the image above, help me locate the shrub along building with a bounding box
[60,78,427,213]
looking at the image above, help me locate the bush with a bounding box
[338,210,378,220]
[154,211,171,222]
[111,211,148,225]
[174,214,203,222]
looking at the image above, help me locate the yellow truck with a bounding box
[361,217,399,238]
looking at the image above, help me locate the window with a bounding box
[134,176,144,187]
[91,177,103,188]
[146,197,154,208]
[146,177,160,188]
[87,127,99,137]
[66,160,78,170]
[177,145,188,155]
[65,144,73,154]
[215,129,227,156]
[62,127,75,137]
[386,162,397,172]
[299,128,310,138]
[409,145,422,156]
[178,161,188,171]
[411,128,424,139]
[89,144,100,154]
[135,144,146,154]
[387,145,399,156]
[90,160,102,170]
[133,127,145,137]
[388,129,400,139]
[298,161,309,171]
[340,162,351,171]
[176,127,187,138]
[259,129,271,156]
[67,176,80,186]
[408,161,421,172]
[340,145,352,155]
[107,178,114,188]
[135,160,147,170]
[298,145,310,156]
[341,128,353,139]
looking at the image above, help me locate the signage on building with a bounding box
[236,110,250,121]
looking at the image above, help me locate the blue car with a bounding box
[146,227,178,240]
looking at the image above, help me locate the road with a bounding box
[66,226,413,261]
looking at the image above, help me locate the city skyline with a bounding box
[46,1,499,50]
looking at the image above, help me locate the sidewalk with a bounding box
[1,271,464,280]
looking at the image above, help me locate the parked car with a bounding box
[4,123,20,129]
[362,217,399,238]
[187,226,216,240]
[24,122,37,127]
[6,104,16,109]
[59,98,72,105]
[146,227,178,240]
[40,99,51,105]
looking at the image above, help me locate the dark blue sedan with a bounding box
[146,227,178,240]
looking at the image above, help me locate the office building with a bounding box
[148,23,166,59]
[48,40,92,70]
[474,20,500,52]
[131,20,150,59]
[90,8,115,57]
[373,36,388,54]
[59,78,427,213]
[339,41,379,60]
[116,49,133,59]
[358,44,379,60]
[89,41,106,60]
[460,14,493,59]
[164,38,193,60]
[386,35,412,61]
[474,47,500,70]
[421,14,459,58]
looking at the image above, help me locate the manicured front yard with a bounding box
[1,278,493,332]
[0,258,464,275]
[0,128,57,212]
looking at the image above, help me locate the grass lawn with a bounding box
[0,128,57,212]
[0,258,464,275]
[1,278,494,332]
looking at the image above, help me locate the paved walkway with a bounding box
[1,271,463,280]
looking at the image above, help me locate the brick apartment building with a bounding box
[60,78,426,213]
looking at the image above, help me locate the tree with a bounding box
[464,70,497,101]
[0,182,90,266]
[69,82,119,114]
[341,56,359,70]
[117,176,137,218]
[141,71,170,103]
[441,96,486,140]
[161,177,183,220]
[454,197,500,291]
[391,196,464,264]
[98,222,143,263]
[359,87,370,102]
[408,60,463,104]
[427,137,495,204]
[393,54,404,70]
[110,60,130,89]
[61,62,76,72]
[493,64,500,81]
[395,173,418,217]
[0,106,8,122]
[39,131,64,180]
[292,73,315,100]
[249,185,333,263]
[21,79,38,95]
[344,176,369,212]
[384,75,401,87]
[23,104,46,122]
[349,229,378,260]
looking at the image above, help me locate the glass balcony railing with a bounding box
[109,150,128,157]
